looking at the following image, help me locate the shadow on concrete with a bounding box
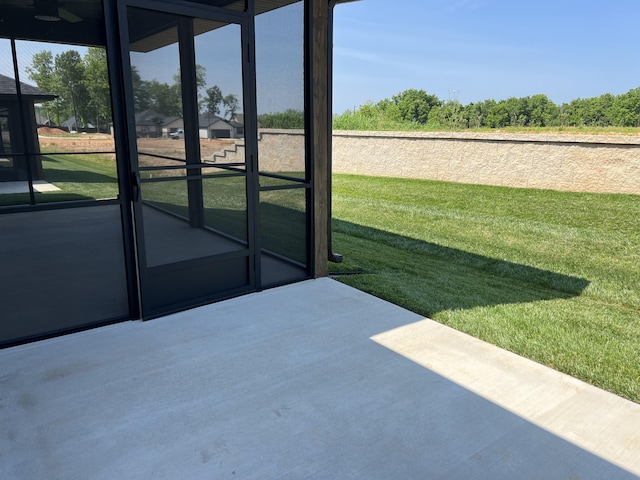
[331,218,590,315]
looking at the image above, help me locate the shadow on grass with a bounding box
[0,192,98,207]
[42,169,117,184]
[331,219,590,316]
[143,200,308,265]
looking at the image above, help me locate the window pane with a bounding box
[255,1,306,179]
[260,186,308,283]
[0,205,129,345]
[1,40,120,204]
[141,176,247,268]
[36,153,119,203]
[128,8,184,151]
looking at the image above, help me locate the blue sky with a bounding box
[332,0,640,114]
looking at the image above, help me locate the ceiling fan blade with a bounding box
[58,7,82,23]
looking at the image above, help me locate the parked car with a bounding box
[170,129,184,139]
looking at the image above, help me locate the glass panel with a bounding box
[255,1,306,180]
[128,8,184,155]
[141,176,247,268]
[130,10,249,270]
[256,0,309,286]
[0,205,129,345]
[0,40,120,203]
[0,154,29,206]
[260,186,308,285]
[16,41,114,143]
[0,111,12,155]
[36,153,119,203]
[193,20,244,147]
[260,186,307,263]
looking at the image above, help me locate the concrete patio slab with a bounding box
[0,180,60,195]
[1,278,639,479]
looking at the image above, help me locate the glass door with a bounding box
[119,2,254,317]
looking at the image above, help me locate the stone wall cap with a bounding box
[332,130,640,146]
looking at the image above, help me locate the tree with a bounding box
[223,93,239,120]
[391,89,440,124]
[204,85,223,115]
[131,66,151,113]
[26,50,61,125]
[463,100,493,128]
[54,50,89,129]
[526,94,558,127]
[146,80,181,116]
[258,109,304,129]
[83,48,111,131]
[174,64,207,112]
[609,88,640,127]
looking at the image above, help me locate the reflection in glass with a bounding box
[141,176,247,267]
[128,8,184,158]
[255,1,305,178]
[255,0,309,286]
[0,111,12,155]
[0,41,120,204]
[260,187,307,264]
[0,205,129,344]
[37,153,119,203]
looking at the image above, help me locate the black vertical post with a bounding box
[179,18,205,228]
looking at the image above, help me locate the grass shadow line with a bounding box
[331,218,590,316]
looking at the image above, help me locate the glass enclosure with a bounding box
[0,14,130,345]
[0,0,313,346]
[256,0,309,286]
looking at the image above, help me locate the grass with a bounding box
[143,174,308,264]
[332,113,640,136]
[330,174,640,403]
[0,153,118,206]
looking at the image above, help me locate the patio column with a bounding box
[312,0,329,277]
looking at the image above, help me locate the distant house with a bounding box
[133,111,244,139]
[134,109,172,138]
[61,116,96,133]
[34,112,55,127]
[162,116,183,138]
[198,114,244,139]
[0,74,55,180]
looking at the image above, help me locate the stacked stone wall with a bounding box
[224,130,640,194]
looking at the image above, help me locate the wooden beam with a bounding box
[312,0,329,277]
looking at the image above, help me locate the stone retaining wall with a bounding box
[332,131,640,194]
[213,129,306,173]
[222,130,640,194]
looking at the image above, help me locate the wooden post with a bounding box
[312,0,329,278]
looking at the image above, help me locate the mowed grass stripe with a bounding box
[331,174,640,403]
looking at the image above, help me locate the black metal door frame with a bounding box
[109,0,260,318]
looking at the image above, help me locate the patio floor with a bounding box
[1,278,639,479]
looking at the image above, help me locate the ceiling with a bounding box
[0,0,303,48]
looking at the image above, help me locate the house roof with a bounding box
[0,74,56,101]
[135,109,171,126]
[198,114,227,128]
[62,116,94,129]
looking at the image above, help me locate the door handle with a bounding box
[132,171,141,202]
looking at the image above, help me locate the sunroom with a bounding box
[0,0,333,347]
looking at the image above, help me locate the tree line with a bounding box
[27,48,111,131]
[27,48,239,131]
[334,88,640,130]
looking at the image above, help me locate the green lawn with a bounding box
[0,153,118,206]
[330,174,640,403]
